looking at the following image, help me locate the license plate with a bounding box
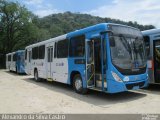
[133,86,139,89]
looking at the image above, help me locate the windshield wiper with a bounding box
[119,34,132,54]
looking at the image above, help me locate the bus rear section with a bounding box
[142,29,160,84]
[6,53,12,70]
[6,50,25,74]
[6,52,16,72]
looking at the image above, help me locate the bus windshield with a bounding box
[109,35,146,75]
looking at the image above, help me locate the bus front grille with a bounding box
[126,81,145,90]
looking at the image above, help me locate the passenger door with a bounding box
[46,42,54,79]
[153,40,160,83]
[86,40,95,87]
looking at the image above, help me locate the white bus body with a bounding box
[6,52,16,71]
[25,34,68,83]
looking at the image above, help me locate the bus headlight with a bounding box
[123,76,129,82]
[111,71,122,82]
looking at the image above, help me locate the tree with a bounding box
[0,0,39,53]
[0,1,156,68]
[0,0,43,68]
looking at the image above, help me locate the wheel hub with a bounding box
[75,78,82,90]
[35,72,38,80]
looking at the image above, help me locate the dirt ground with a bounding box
[0,69,159,114]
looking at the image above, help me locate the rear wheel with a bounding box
[34,70,41,82]
[73,74,88,94]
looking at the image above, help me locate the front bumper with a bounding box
[107,79,148,93]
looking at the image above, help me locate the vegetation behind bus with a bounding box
[0,0,155,68]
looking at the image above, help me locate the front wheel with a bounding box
[73,74,88,94]
[34,70,41,82]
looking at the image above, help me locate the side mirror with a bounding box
[110,37,115,47]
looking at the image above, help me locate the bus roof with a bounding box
[67,23,139,37]
[16,50,25,53]
[6,50,24,56]
[6,52,16,56]
[26,23,140,49]
[25,34,67,49]
[142,28,160,36]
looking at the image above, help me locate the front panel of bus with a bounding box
[106,25,148,93]
[16,51,25,73]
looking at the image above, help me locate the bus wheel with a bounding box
[34,70,41,82]
[73,74,87,94]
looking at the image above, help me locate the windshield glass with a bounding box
[110,35,146,75]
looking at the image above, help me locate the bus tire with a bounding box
[34,70,41,82]
[73,74,88,94]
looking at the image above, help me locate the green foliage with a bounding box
[0,0,34,53]
[38,12,155,38]
[0,1,156,68]
[0,2,155,54]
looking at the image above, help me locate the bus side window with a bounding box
[143,36,150,57]
[32,48,35,59]
[69,35,85,57]
[29,51,31,62]
[57,39,68,58]
[47,48,50,62]
[32,47,38,60]
[25,50,27,60]
[13,54,16,61]
[39,45,45,59]
[51,47,53,62]
[54,42,57,58]
[8,55,11,61]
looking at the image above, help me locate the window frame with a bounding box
[57,39,69,58]
[39,45,45,59]
[25,50,27,60]
[143,35,150,57]
[8,55,11,61]
[54,42,57,58]
[69,35,85,57]
[32,45,45,60]
[13,54,16,61]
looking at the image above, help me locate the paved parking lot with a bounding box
[0,70,159,114]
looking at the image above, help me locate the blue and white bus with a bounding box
[6,50,25,74]
[142,29,160,84]
[25,23,148,94]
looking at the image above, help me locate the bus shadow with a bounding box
[140,84,160,95]
[5,71,27,76]
[23,78,147,107]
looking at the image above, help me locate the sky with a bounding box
[12,0,160,28]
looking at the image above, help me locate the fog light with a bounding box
[123,76,129,82]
